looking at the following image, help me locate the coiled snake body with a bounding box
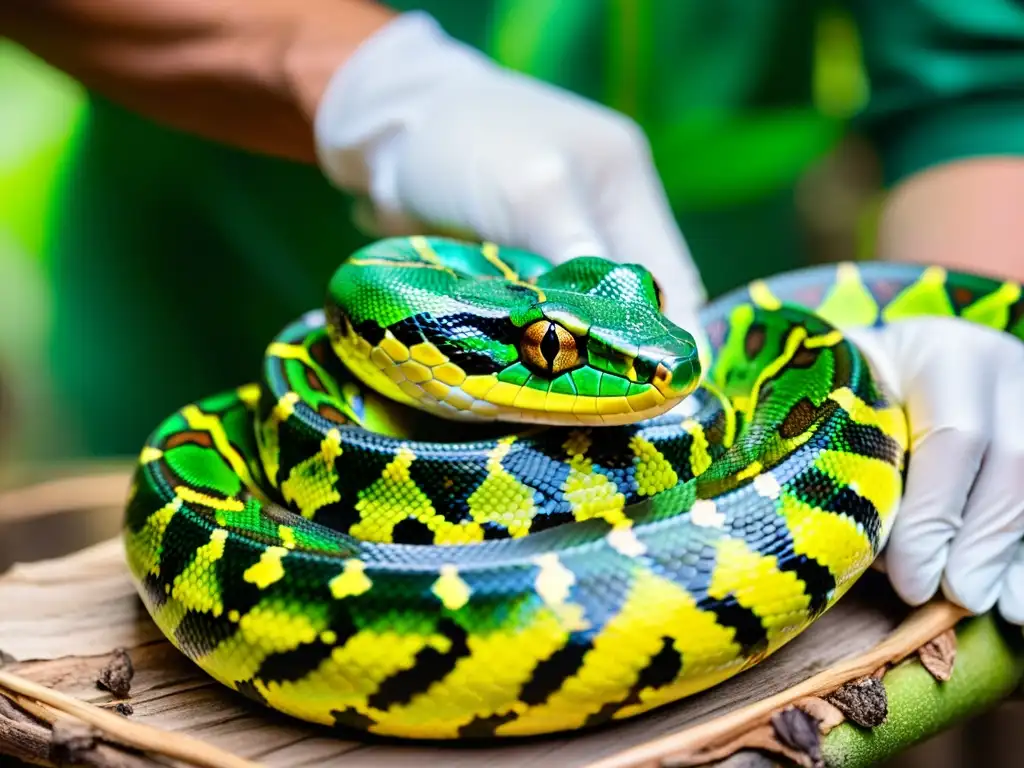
[124,237,1024,739]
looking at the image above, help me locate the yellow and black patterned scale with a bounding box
[124,236,1024,739]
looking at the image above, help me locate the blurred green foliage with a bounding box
[0,42,85,459]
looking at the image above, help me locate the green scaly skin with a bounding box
[123,236,1024,740]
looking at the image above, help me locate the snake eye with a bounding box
[521,320,581,376]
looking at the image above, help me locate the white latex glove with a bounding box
[313,11,707,344]
[845,317,1024,626]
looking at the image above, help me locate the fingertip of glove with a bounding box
[998,593,1024,626]
[997,560,1024,626]
[886,578,935,609]
[939,571,1001,617]
[884,552,943,608]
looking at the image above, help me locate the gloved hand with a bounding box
[844,317,1024,626]
[313,11,707,343]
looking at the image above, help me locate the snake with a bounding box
[123,235,1024,739]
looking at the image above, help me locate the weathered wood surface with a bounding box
[0,537,918,767]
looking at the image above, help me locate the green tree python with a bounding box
[123,236,1024,739]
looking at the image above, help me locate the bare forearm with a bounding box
[0,0,395,162]
[877,158,1024,284]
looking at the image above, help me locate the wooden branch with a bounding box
[0,471,132,524]
[583,601,970,768]
[0,710,51,767]
[0,670,259,768]
[0,691,162,768]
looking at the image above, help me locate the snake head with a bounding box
[498,257,700,425]
[326,241,701,426]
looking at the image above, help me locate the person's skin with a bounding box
[0,0,396,163]
[879,158,1024,284]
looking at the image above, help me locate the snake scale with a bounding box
[124,236,1024,739]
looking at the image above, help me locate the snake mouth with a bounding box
[330,300,700,426]
[341,331,692,425]
[343,337,701,427]
[429,377,690,426]
[358,363,691,426]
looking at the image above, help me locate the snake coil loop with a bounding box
[124,237,1023,739]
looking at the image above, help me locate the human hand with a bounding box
[844,317,1024,626]
[312,11,707,344]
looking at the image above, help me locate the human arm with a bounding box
[1,4,707,336]
[850,0,1024,283]
[845,0,1024,624]
[0,0,396,163]
[877,158,1024,284]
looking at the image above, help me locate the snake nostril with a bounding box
[651,356,701,396]
[653,363,671,385]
